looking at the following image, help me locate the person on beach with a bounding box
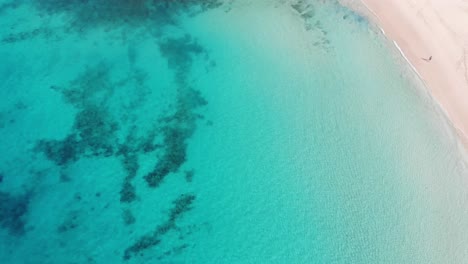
[422,56,432,62]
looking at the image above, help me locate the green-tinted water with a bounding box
[0,0,467,263]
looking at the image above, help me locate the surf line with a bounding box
[357,0,468,155]
[393,40,468,147]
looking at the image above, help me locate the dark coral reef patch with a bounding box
[0,191,30,236]
[23,2,214,259]
[35,64,153,169]
[123,194,196,260]
[57,210,80,233]
[1,0,225,44]
[144,36,208,188]
[36,106,118,167]
[159,35,206,74]
[35,36,209,203]
[32,0,223,33]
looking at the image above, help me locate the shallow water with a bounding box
[0,0,467,263]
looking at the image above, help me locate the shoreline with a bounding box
[344,0,468,150]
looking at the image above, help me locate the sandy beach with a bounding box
[347,0,468,146]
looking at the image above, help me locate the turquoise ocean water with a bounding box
[1,0,468,263]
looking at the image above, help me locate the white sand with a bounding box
[346,0,468,146]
